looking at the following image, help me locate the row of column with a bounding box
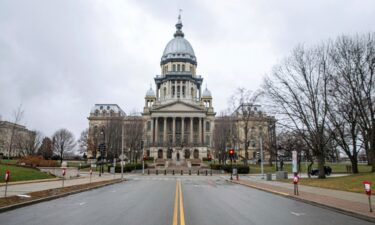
[150,117,206,145]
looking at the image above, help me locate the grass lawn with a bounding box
[0,164,54,183]
[247,162,371,174]
[279,173,375,194]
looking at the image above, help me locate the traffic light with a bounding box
[143,154,147,161]
[229,149,235,157]
[207,155,212,161]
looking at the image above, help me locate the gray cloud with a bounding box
[1,0,374,139]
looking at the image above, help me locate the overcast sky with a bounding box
[0,0,374,139]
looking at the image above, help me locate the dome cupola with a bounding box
[145,87,156,98]
[202,87,212,98]
[161,14,197,65]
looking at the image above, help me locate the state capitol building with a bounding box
[87,15,276,167]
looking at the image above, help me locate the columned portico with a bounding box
[172,117,176,144]
[163,117,167,143]
[142,15,216,166]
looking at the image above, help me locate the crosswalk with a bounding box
[128,176,227,182]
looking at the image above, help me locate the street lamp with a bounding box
[99,129,106,177]
[259,130,264,179]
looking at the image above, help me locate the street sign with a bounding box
[61,161,67,168]
[119,154,126,160]
[363,181,372,196]
[4,170,10,182]
[363,181,373,212]
[292,151,298,173]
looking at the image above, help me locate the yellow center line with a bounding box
[172,180,186,225]
[172,180,179,225]
[179,180,186,225]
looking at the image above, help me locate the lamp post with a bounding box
[260,134,264,179]
[99,129,106,177]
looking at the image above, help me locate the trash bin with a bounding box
[276,171,288,179]
[266,173,272,181]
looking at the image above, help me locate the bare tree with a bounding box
[77,128,90,155]
[7,105,24,158]
[329,34,375,171]
[16,130,43,157]
[230,88,261,165]
[52,128,75,164]
[38,137,53,159]
[103,119,123,161]
[213,111,236,164]
[264,44,332,178]
[123,113,144,163]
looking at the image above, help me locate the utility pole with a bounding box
[260,135,264,179]
[121,148,124,180]
[141,140,145,175]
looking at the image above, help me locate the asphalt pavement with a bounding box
[0,175,372,225]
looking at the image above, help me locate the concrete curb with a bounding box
[0,179,125,213]
[0,178,61,187]
[230,180,375,223]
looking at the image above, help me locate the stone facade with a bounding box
[215,104,276,163]
[0,120,35,158]
[142,15,215,166]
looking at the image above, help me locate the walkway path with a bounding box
[0,172,120,197]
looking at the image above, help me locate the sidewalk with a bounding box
[0,172,121,197]
[233,175,375,222]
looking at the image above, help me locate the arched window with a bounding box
[193,149,199,159]
[184,149,190,159]
[167,149,173,159]
[177,64,180,71]
[163,87,167,99]
[177,86,180,98]
[182,86,185,97]
[191,88,194,99]
[182,65,185,71]
[173,64,176,71]
[172,86,175,96]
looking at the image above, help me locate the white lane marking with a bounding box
[17,194,31,198]
[79,202,86,206]
[291,212,305,216]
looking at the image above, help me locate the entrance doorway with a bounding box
[167,148,173,159]
[158,149,163,159]
[177,152,180,161]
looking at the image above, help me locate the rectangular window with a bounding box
[205,121,210,132]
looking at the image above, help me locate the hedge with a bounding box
[114,163,147,173]
[210,164,250,174]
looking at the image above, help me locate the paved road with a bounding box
[0,175,372,225]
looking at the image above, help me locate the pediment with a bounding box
[153,101,203,112]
